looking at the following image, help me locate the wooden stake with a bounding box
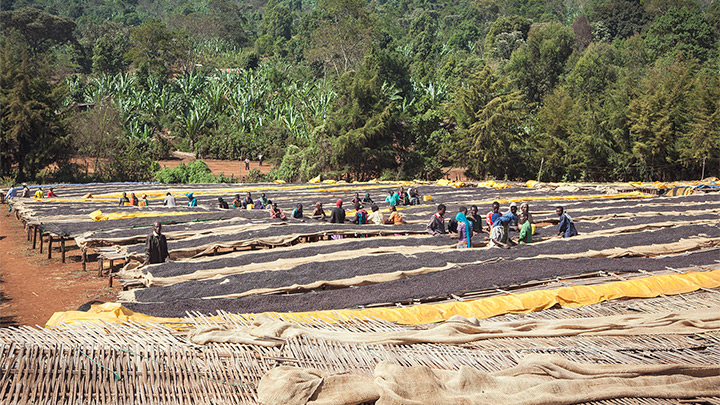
[61,238,66,263]
[98,258,104,277]
[47,236,53,259]
[537,157,544,182]
[32,226,37,249]
[82,249,87,271]
[39,232,43,253]
[701,156,706,180]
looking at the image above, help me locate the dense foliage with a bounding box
[1,0,718,182]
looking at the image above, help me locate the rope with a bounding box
[75,346,122,381]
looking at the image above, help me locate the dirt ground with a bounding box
[158,152,275,180]
[0,208,119,327]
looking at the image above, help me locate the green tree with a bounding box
[0,40,68,180]
[446,65,527,179]
[506,22,575,104]
[590,0,650,40]
[644,6,715,62]
[306,0,376,75]
[0,7,78,57]
[125,20,191,76]
[627,60,694,180]
[92,32,129,75]
[679,68,720,177]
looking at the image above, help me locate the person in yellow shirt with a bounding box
[386,206,404,225]
[34,187,44,199]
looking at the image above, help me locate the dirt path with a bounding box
[0,209,119,327]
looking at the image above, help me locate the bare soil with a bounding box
[0,209,119,326]
[158,152,274,180]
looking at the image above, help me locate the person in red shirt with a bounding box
[46,188,57,197]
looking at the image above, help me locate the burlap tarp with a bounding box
[257,355,720,405]
[187,308,720,347]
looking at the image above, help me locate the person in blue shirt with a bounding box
[186,192,197,207]
[291,203,304,219]
[385,191,399,207]
[556,206,578,238]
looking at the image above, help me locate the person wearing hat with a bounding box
[186,192,197,207]
[21,183,30,198]
[140,194,149,206]
[311,202,326,220]
[291,203,304,219]
[329,199,346,223]
[144,220,170,264]
[217,197,229,209]
[505,202,520,231]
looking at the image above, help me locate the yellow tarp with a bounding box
[88,210,199,221]
[628,178,719,189]
[436,179,466,188]
[47,268,720,328]
[477,180,512,189]
[309,175,322,183]
[46,302,185,327]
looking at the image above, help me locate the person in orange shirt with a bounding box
[386,206,404,225]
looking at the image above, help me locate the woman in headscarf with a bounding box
[329,199,346,223]
[455,206,473,248]
[362,192,374,204]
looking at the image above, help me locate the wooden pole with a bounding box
[701,156,706,180]
[47,236,53,259]
[39,233,43,254]
[82,249,87,271]
[32,226,37,249]
[537,157,544,182]
[61,238,66,263]
[98,258,104,277]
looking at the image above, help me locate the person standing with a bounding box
[427,204,447,236]
[21,184,30,198]
[34,187,44,199]
[258,154,264,166]
[118,192,130,206]
[163,192,176,207]
[144,221,170,264]
[244,158,250,171]
[329,199,346,223]
[129,193,139,206]
[46,187,57,197]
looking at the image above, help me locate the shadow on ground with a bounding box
[0,275,18,327]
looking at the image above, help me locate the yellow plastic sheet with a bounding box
[46,302,185,327]
[46,268,720,328]
[88,210,200,221]
[628,178,719,189]
[309,175,322,183]
[277,268,720,325]
[477,180,511,189]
